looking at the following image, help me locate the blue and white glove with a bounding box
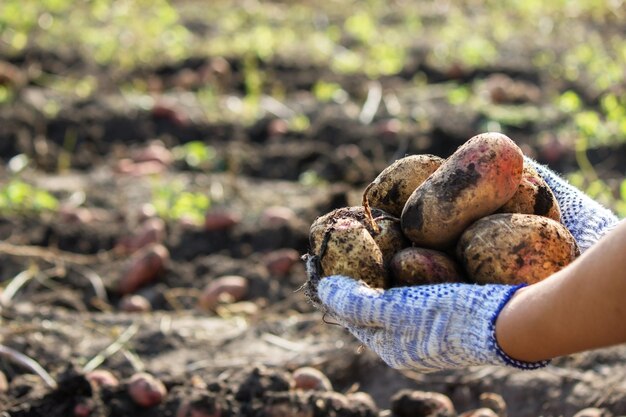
[309,157,619,373]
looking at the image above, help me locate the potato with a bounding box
[364,154,444,217]
[86,369,119,389]
[127,372,167,407]
[402,132,524,249]
[310,206,407,266]
[198,275,248,311]
[390,247,464,286]
[317,217,388,288]
[292,367,333,391]
[118,294,152,312]
[204,209,241,231]
[263,248,301,276]
[457,213,579,285]
[498,162,561,221]
[118,243,169,295]
[371,215,409,264]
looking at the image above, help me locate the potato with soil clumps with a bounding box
[309,206,407,265]
[315,217,388,288]
[364,154,444,217]
[457,213,579,285]
[390,247,464,287]
[498,162,561,221]
[402,132,524,250]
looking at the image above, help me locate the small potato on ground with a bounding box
[127,372,167,408]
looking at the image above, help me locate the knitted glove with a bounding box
[310,158,619,373]
[524,157,619,251]
[318,276,548,372]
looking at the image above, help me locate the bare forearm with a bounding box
[496,220,626,362]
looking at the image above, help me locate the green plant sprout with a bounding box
[0,179,59,215]
[172,141,216,171]
[151,180,210,225]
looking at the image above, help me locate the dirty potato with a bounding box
[390,247,464,287]
[498,162,561,221]
[364,154,444,217]
[317,217,388,288]
[457,213,579,285]
[402,132,524,249]
[310,206,407,265]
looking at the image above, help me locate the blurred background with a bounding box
[1,0,625,213]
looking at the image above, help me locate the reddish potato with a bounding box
[498,162,561,221]
[86,369,119,388]
[402,132,524,249]
[364,154,444,217]
[390,247,464,287]
[118,244,170,295]
[127,372,167,408]
[292,367,333,391]
[204,210,241,231]
[457,213,579,285]
[198,275,248,311]
[263,248,301,276]
[118,294,152,312]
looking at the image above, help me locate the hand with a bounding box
[307,158,619,373]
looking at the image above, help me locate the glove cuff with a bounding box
[489,284,551,370]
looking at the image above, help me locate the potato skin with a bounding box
[498,163,561,221]
[390,247,464,287]
[457,213,579,285]
[309,206,407,264]
[402,132,524,249]
[318,217,388,288]
[365,154,444,217]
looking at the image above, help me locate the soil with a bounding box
[1,27,626,417]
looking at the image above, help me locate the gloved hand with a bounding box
[308,157,619,373]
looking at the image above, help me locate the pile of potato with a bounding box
[307,132,580,288]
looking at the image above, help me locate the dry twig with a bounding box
[82,323,140,373]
